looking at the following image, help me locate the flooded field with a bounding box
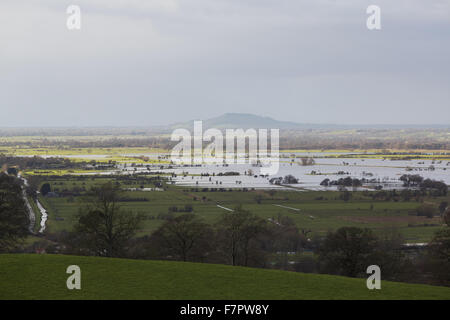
[113,152,450,191]
[15,150,450,191]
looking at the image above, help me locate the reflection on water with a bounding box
[141,156,450,190]
[20,152,449,191]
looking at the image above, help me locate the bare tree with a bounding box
[217,206,266,266]
[152,214,212,262]
[75,182,143,257]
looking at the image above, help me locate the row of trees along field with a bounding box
[0,174,29,252]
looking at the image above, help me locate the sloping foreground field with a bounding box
[0,254,449,300]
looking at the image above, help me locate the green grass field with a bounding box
[1,254,449,300]
[37,180,447,242]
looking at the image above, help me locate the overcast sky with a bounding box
[1,0,449,126]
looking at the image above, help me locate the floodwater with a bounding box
[18,175,48,233]
[36,200,48,233]
[17,152,450,191]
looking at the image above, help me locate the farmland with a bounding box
[37,179,447,242]
[1,142,447,243]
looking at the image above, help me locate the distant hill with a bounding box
[169,113,324,130]
[198,113,306,129]
[1,254,449,300]
[167,113,450,131]
[0,113,447,135]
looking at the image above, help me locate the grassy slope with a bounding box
[0,254,449,300]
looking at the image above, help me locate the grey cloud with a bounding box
[0,0,449,126]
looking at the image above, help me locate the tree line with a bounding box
[0,174,29,252]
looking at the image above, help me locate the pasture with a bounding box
[36,176,447,242]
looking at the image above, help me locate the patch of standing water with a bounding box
[36,200,48,233]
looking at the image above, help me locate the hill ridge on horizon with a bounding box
[167,112,450,130]
[0,113,448,131]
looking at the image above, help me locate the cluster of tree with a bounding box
[299,157,315,166]
[6,167,18,176]
[317,227,413,280]
[362,189,448,204]
[316,209,450,286]
[419,179,448,196]
[339,190,352,201]
[64,183,144,257]
[269,175,299,185]
[400,175,448,196]
[40,181,89,198]
[425,208,450,285]
[400,174,425,186]
[117,197,149,202]
[191,187,254,193]
[365,189,420,202]
[141,210,309,268]
[168,204,193,213]
[37,176,166,198]
[217,172,240,176]
[320,177,362,187]
[40,183,52,196]
[0,155,91,171]
[119,175,164,188]
[416,204,437,218]
[0,173,29,252]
